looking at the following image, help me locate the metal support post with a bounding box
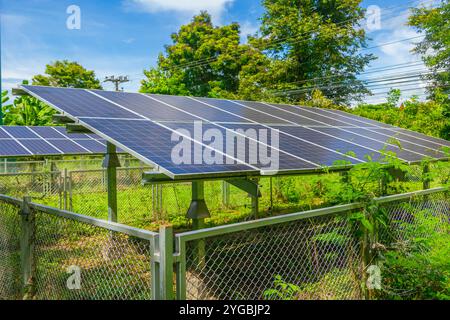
[152,225,174,300]
[103,142,121,222]
[20,196,35,298]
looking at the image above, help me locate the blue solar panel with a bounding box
[93,90,200,122]
[52,126,91,139]
[20,85,450,178]
[149,94,251,123]
[0,128,11,138]
[0,125,125,157]
[80,118,260,176]
[312,127,426,162]
[269,125,382,162]
[0,140,31,156]
[73,139,106,153]
[29,126,66,139]
[372,128,450,149]
[3,126,39,139]
[194,97,291,124]
[235,101,337,126]
[344,128,448,159]
[18,139,61,155]
[47,139,91,154]
[163,122,319,169]
[21,85,139,119]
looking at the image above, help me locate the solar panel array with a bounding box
[21,85,450,179]
[0,125,113,157]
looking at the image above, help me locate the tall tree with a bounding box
[258,0,375,105]
[32,60,102,89]
[409,0,450,139]
[141,12,267,98]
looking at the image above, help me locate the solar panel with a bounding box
[20,85,450,179]
[92,90,200,122]
[18,139,61,155]
[0,125,123,158]
[344,128,448,158]
[0,140,31,156]
[29,126,66,139]
[3,126,39,139]
[80,118,259,177]
[193,97,290,125]
[23,85,138,119]
[151,94,251,123]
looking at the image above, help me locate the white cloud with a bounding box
[240,21,259,43]
[360,9,429,103]
[125,0,234,22]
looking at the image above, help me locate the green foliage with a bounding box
[264,269,360,300]
[2,93,56,126]
[258,0,375,105]
[386,89,402,108]
[141,12,267,99]
[353,93,449,140]
[1,90,10,105]
[32,60,102,89]
[379,207,450,300]
[408,0,449,95]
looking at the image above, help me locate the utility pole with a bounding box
[103,75,130,92]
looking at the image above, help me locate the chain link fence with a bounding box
[184,213,361,300]
[174,188,449,300]
[1,160,449,232]
[0,198,22,299]
[0,195,157,300]
[33,210,153,300]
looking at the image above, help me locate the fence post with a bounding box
[175,236,186,300]
[159,225,174,300]
[422,163,431,190]
[103,142,121,222]
[19,196,35,299]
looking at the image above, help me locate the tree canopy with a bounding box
[141,2,375,106]
[32,60,102,89]
[141,12,267,98]
[257,0,375,105]
[408,0,450,139]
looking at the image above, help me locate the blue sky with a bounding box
[0,0,437,103]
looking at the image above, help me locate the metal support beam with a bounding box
[103,142,121,222]
[226,178,261,218]
[52,114,75,125]
[12,87,29,96]
[226,178,261,198]
[66,123,94,134]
